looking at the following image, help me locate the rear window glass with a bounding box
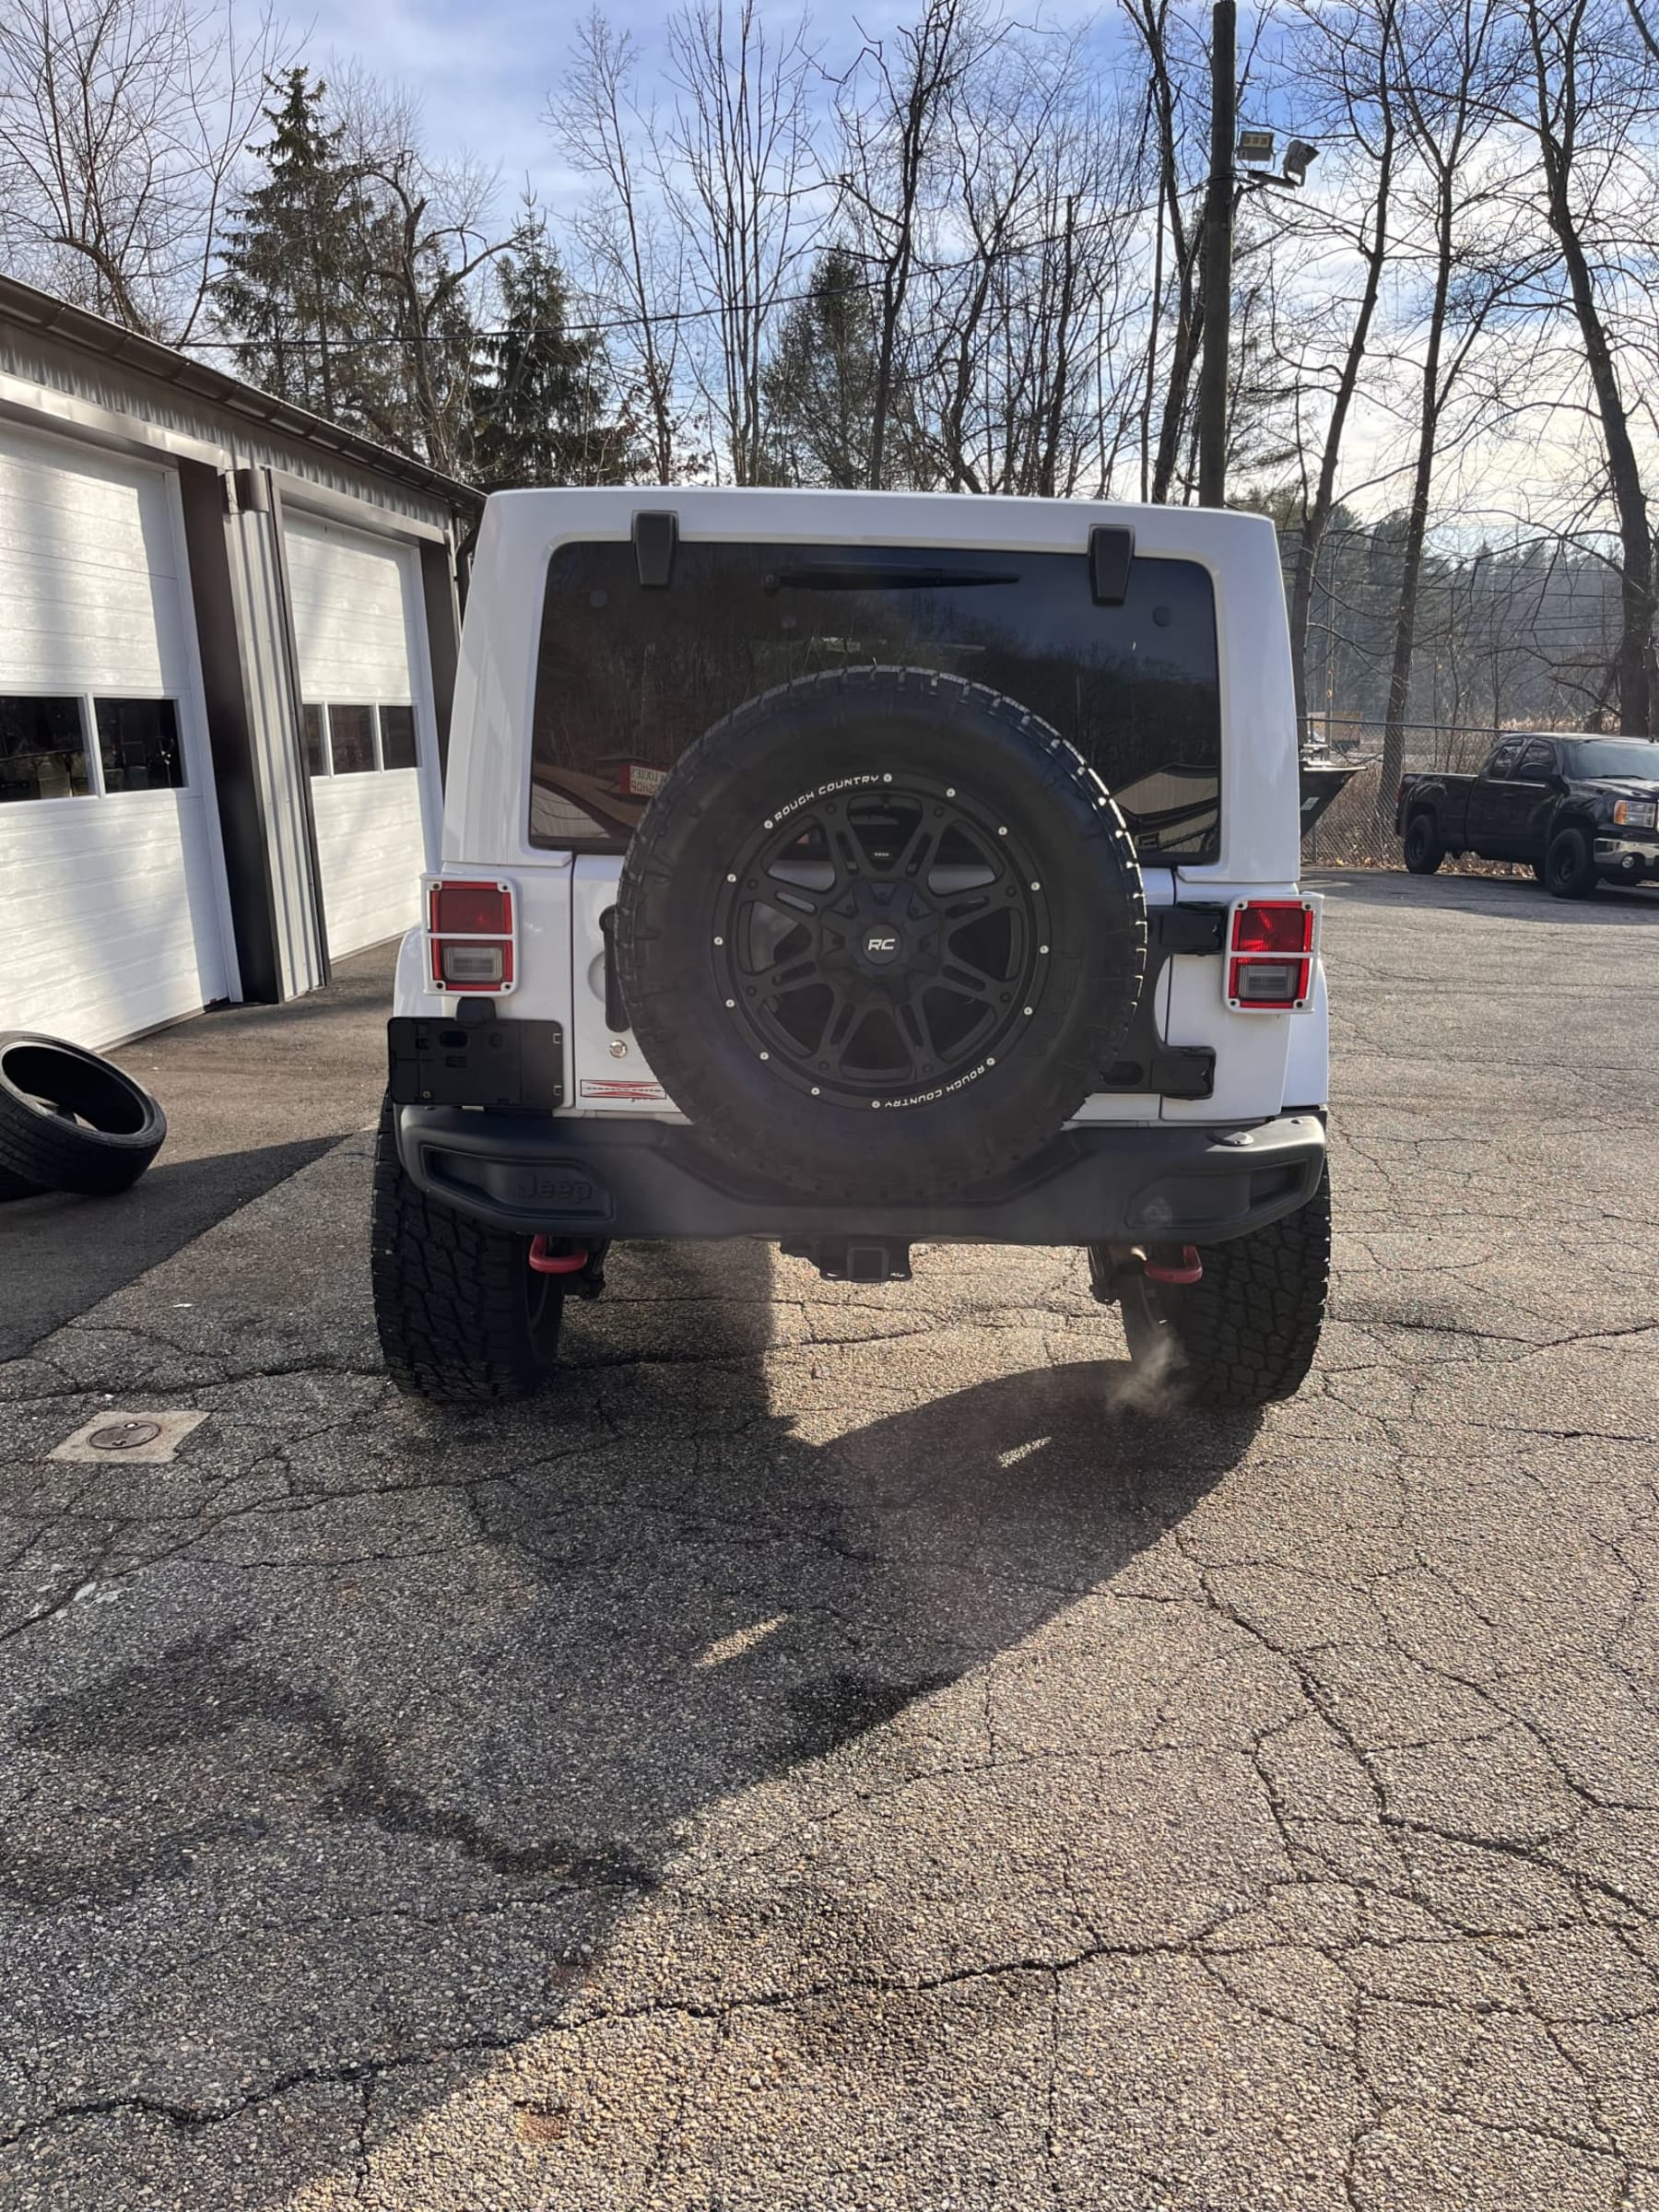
[528,539,1221,861]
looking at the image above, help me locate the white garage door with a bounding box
[0,421,232,1048]
[284,512,430,959]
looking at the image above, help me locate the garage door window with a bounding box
[0,696,89,803]
[96,699,184,793]
[379,705,417,771]
[327,704,377,774]
[304,703,418,776]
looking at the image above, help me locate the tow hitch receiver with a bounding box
[528,1238,609,1298]
[1146,1244,1204,1286]
[781,1237,913,1285]
[1088,1242,1205,1303]
[529,1237,589,1275]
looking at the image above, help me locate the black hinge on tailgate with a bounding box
[1098,903,1226,1100]
[388,1006,565,1109]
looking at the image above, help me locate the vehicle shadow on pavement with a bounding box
[1,1235,1259,2199]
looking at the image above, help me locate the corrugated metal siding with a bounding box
[0,324,453,533]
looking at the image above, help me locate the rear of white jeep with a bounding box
[372,488,1329,1408]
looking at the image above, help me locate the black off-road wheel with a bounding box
[371,1098,563,1403]
[1402,813,1444,875]
[1544,825,1598,900]
[616,666,1146,1204]
[1112,1165,1332,1410]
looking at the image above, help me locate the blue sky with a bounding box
[285,0,1135,215]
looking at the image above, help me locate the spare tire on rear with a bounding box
[615,665,1146,1203]
[0,1034,167,1197]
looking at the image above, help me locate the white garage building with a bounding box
[0,276,478,1049]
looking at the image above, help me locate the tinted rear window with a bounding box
[529,539,1220,860]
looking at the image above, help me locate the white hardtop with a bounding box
[443,486,1303,890]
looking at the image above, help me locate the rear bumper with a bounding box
[394,1107,1327,1248]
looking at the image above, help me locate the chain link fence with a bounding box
[1300,719,1535,876]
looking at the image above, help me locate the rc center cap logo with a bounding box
[863,925,903,965]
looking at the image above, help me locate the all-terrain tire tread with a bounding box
[1167,1165,1332,1409]
[371,1097,557,1404]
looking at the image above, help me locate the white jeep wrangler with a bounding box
[372,488,1330,1408]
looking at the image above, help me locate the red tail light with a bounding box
[428,878,515,993]
[1228,900,1315,1010]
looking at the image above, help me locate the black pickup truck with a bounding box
[1397,733,1659,898]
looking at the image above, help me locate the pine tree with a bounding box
[469,211,635,488]
[759,247,884,488]
[213,70,379,419]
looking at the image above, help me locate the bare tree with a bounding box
[833,0,989,488]
[332,71,503,477]
[0,0,288,341]
[962,53,1146,498]
[1277,0,1401,727]
[1123,0,1207,502]
[1376,0,1523,809]
[1514,0,1658,734]
[661,0,818,486]
[553,9,687,483]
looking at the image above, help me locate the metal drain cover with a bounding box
[88,1419,162,1452]
[52,1410,208,1465]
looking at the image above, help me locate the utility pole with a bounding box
[1197,0,1235,509]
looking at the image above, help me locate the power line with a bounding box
[179,193,1176,354]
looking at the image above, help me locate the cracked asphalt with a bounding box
[2,866,1657,2211]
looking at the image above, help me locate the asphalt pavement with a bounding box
[0,942,397,1363]
[1,869,1656,2211]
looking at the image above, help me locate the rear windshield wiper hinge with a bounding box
[632,510,679,590]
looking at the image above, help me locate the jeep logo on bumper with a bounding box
[449,1159,613,1218]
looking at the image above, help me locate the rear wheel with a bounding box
[1544,825,1598,900]
[371,1097,563,1403]
[1110,1165,1331,1410]
[1403,812,1444,875]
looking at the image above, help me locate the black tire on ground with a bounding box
[0,1154,49,1200]
[1403,812,1444,874]
[1114,1163,1332,1410]
[371,1096,564,1403]
[1544,824,1598,900]
[0,1034,166,1197]
[616,666,1147,1204]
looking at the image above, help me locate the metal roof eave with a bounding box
[0,271,483,520]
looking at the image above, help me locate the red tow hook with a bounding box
[528,1237,590,1276]
[1145,1244,1203,1286]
